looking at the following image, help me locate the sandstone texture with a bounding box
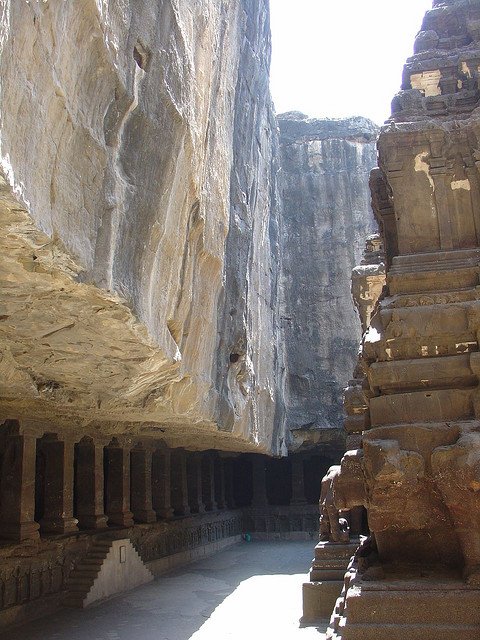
[328,1,480,636]
[0,0,284,453]
[277,113,379,451]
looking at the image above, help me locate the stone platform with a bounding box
[327,563,480,640]
[302,539,360,622]
[6,541,328,640]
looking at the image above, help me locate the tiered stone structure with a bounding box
[327,1,480,637]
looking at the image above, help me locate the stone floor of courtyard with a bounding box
[7,540,328,640]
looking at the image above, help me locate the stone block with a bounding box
[302,581,344,622]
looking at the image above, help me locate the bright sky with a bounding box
[270,0,433,125]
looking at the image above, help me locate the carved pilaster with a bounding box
[187,452,205,514]
[38,434,78,534]
[170,449,190,517]
[105,439,134,527]
[75,437,108,530]
[0,432,39,541]
[131,445,156,523]
[202,452,217,511]
[152,448,174,520]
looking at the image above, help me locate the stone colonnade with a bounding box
[0,421,325,543]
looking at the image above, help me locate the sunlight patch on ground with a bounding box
[190,574,327,640]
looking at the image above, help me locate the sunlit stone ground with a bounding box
[8,541,328,640]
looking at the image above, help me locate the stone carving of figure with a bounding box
[319,465,350,544]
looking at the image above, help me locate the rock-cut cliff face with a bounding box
[278,114,379,451]
[0,1,284,453]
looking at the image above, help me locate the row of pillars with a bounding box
[0,433,237,542]
[0,429,311,543]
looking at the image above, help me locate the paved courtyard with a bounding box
[9,540,328,640]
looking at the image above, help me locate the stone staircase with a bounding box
[302,539,359,622]
[64,539,113,608]
[327,564,480,640]
[64,537,153,608]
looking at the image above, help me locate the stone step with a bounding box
[63,597,85,608]
[314,542,359,562]
[67,570,99,581]
[345,588,480,625]
[63,540,116,609]
[310,569,346,581]
[338,621,480,640]
[66,582,94,591]
[91,544,112,552]
[76,559,104,567]
[303,581,344,622]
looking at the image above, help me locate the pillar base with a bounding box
[77,514,108,530]
[0,520,40,542]
[133,509,157,524]
[40,517,78,535]
[191,505,206,515]
[156,508,174,520]
[107,511,134,527]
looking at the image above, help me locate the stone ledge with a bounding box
[147,535,242,576]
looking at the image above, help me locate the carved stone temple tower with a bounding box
[327,1,480,637]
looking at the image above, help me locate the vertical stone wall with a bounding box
[277,113,379,451]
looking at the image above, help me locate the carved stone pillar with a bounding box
[130,445,156,523]
[251,455,268,507]
[429,162,455,250]
[170,449,190,517]
[202,452,217,511]
[291,455,307,505]
[75,437,107,529]
[105,439,134,527]
[214,456,226,509]
[0,433,39,541]
[224,458,236,509]
[38,434,78,535]
[152,448,173,519]
[187,452,205,514]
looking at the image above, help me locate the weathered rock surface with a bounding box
[0,1,284,452]
[277,113,379,451]
[328,1,480,636]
